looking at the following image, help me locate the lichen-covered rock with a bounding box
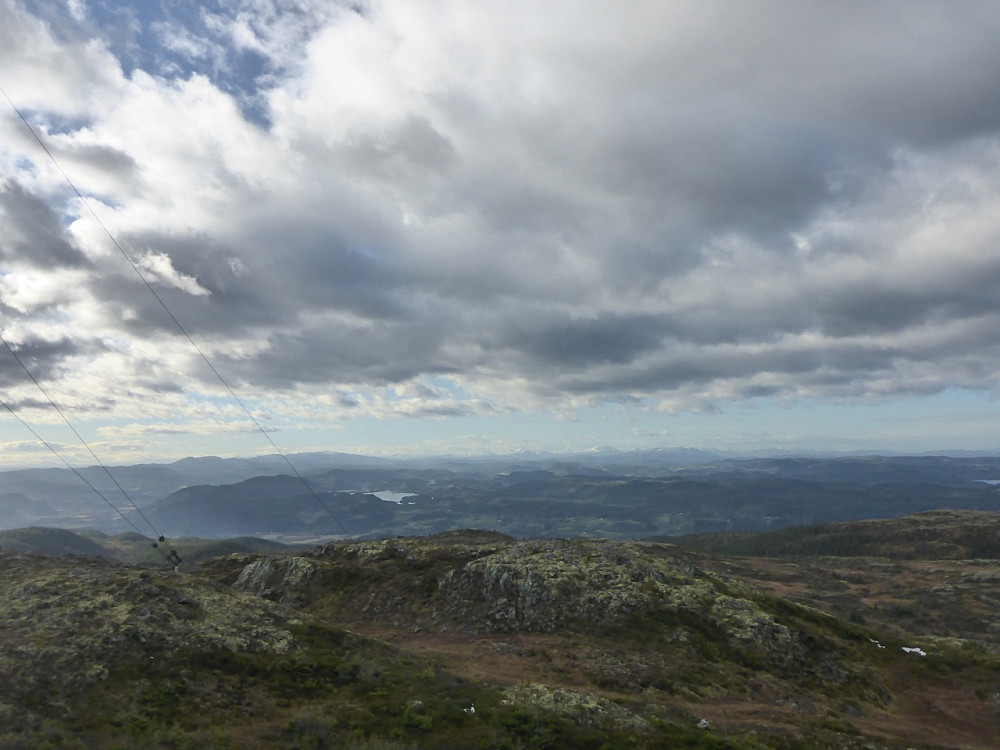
[221,535,888,709]
[232,555,319,605]
[323,534,507,568]
[436,540,696,631]
[709,594,795,654]
[305,534,513,626]
[433,539,794,659]
[502,683,651,732]
[0,552,301,720]
[288,536,827,670]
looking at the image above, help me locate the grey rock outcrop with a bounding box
[434,539,792,656]
[232,556,318,606]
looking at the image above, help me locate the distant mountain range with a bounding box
[2,451,999,539]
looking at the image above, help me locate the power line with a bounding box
[0,395,181,566]
[0,335,169,539]
[1,84,351,539]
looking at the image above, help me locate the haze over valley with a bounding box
[3,450,1000,542]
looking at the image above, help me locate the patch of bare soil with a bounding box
[343,622,595,689]
[850,665,1000,750]
[701,554,1000,644]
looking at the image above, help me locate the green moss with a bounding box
[5,528,998,749]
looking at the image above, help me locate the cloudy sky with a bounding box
[2,0,1000,467]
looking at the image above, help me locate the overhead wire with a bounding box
[0,396,181,565]
[0,84,351,539]
[0,335,173,546]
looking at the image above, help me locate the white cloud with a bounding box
[65,0,86,22]
[0,267,89,314]
[134,249,210,296]
[0,0,124,116]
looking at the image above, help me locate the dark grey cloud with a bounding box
[54,140,140,190]
[0,396,52,412]
[817,284,1000,340]
[0,184,90,268]
[499,313,667,367]
[552,338,904,398]
[218,315,458,389]
[0,337,83,387]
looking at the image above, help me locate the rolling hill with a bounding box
[3,511,999,748]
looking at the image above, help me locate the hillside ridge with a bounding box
[3,512,999,747]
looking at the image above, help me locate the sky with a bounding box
[2,0,1000,468]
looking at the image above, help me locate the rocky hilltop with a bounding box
[4,518,1000,748]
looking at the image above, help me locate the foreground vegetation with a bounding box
[3,512,1000,748]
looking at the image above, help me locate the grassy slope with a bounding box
[667,508,1000,558]
[210,527,1000,749]
[0,548,764,749]
[3,514,1000,748]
